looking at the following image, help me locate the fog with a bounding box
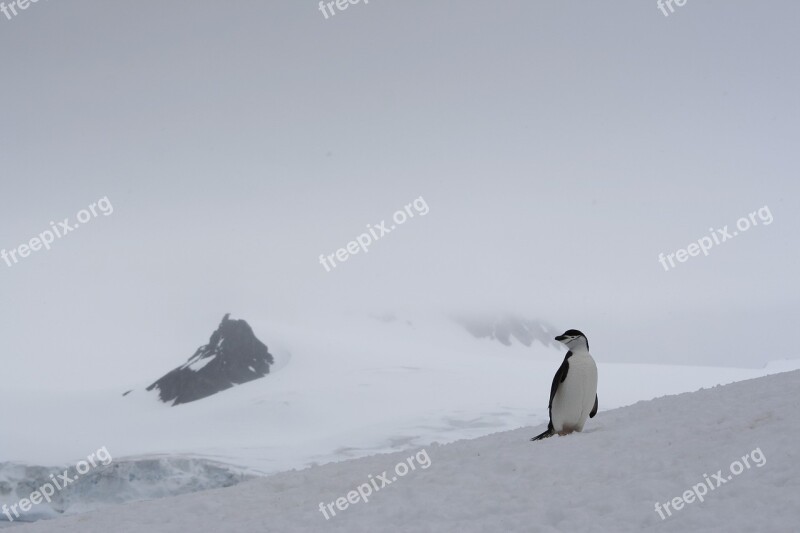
[1,0,798,390]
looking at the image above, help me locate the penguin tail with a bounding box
[531,424,554,441]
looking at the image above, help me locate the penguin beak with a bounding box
[555,335,566,342]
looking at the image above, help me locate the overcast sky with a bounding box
[1,1,798,389]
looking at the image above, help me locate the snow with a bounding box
[183,356,214,372]
[2,314,799,527]
[3,315,796,475]
[0,457,253,523]
[10,368,800,532]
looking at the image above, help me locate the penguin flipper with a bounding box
[590,394,598,418]
[531,354,571,442]
[548,354,571,409]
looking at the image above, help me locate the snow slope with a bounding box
[3,314,799,526]
[13,368,800,532]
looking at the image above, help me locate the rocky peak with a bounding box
[146,314,274,405]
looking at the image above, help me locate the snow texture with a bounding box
[11,369,800,532]
[0,457,253,523]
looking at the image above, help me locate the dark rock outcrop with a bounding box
[146,314,274,405]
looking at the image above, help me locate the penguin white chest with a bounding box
[552,353,598,433]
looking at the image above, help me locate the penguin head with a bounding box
[555,329,589,351]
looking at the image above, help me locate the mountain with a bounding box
[455,313,562,349]
[13,369,800,532]
[145,314,274,405]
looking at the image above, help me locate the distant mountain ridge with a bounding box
[455,314,561,349]
[146,314,274,405]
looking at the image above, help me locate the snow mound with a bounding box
[12,369,800,532]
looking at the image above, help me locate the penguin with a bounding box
[531,329,598,441]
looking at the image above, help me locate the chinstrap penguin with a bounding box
[531,329,598,441]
